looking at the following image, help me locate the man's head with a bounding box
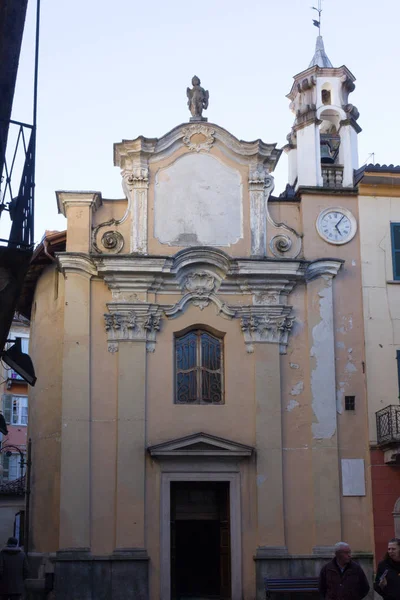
[6,537,18,547]
[387,538,400,562]
[335,542,352,565]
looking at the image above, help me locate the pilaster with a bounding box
[56,191,102,253]
[115,341,147,551]
[249,168,274,256]
[306,260,343,547]
[255,343,286,553]
[122,167,149,254]
[58,265,93,550]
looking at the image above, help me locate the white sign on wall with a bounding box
[341,459,366,496]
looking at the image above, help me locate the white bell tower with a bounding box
[285,36,361,189]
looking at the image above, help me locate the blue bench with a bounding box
[264,577,319,598]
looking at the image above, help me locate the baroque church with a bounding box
[22,36,378,600]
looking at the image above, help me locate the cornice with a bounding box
[56,253,98,277]
[305,259,344,282]
[113,122,281,172]
[56,191,102,217]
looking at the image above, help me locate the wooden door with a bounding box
[219,483,231,599]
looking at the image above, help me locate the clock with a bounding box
[316,207,357,245]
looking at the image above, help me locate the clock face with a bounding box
[316,208,357,245]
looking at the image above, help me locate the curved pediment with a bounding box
[114,122,281,170]
[148,432,254,458]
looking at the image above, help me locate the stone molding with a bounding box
[148,432,254,458]
[121,166,149,254]
[182,124,215,152]
[56,253,98,277]
[305,259,344,282]
[56,191,102,217]
[113,122,281,172]
[104,304,162,352]
[90,251,344,354]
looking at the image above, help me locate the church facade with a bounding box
[25,39,375,600]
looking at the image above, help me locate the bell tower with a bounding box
[285,36,361,189]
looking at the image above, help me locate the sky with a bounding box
[4,0,400,244]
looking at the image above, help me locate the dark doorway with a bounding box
[171,481,231,600]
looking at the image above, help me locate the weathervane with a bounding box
[312,0,323,35]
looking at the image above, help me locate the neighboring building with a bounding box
[358,165,400,562]
[22,39,374,600]
[0,313,29,545]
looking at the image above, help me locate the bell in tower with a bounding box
[284,35,361,189]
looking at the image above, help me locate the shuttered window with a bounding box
[1,395,27,425]
[391,223,400,280]
[175,329,224,404]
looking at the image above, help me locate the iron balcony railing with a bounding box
[0,119,35,250]
[376,405,400,446]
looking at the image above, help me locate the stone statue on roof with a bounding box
[186,76,209,122]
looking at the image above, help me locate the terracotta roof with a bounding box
[17,230,67,319]
[0,475,25,496]
[364,163,400,173]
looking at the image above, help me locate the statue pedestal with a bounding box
[190,116,208,122]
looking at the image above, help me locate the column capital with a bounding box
[305,259,344,282]
[57,253,98,278]
[56,191,102,217]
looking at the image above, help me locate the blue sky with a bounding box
[6,0,400,243]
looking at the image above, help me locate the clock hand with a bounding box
[335,215,345,232]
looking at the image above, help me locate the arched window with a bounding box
[175,328,224,404]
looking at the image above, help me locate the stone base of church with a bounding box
[53,548,149,600]
[254,549,374,600]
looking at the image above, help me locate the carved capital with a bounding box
[236,306,294,354]
[104,305,162,352]
[122,167,149,189]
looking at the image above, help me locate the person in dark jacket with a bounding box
[374,538,400,600]
[319,542,370,600]
[0,537,29,600]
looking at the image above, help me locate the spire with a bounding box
[309,36,333,68]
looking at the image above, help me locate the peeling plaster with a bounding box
[337,315,353,334]
[290,362,300,369]
[345,361,357,373]
[336,381,346,414]
[336,341,345,349]
[310,281,337,439]
[290,381,304,396]
[287,399,300,412]
[257,474,266,487]
[351,260,356,266]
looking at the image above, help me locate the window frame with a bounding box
[2,395,28,426]
[391,222,400,281]
[174,326,225,405]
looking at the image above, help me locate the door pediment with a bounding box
[148,432,253,458]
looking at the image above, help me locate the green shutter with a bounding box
[2,394,12,425]
[391,223,400,280]
[2,454,9,482]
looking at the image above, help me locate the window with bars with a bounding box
[391,223,400,281]
[175,328,224,404]
[2,395,28,426]
[345,396,355,411]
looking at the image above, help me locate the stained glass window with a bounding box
[175,329,223,404]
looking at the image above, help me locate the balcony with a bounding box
[376,405,400,464]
